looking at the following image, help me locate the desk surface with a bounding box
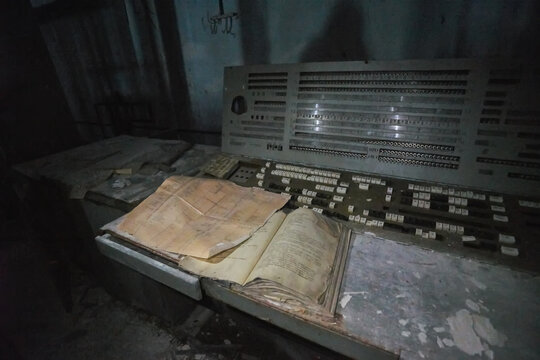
[97,228,540,360]
[85,144,219,211]
[13,135,192,199]
[338,232,539,360]
[27,137,534,359]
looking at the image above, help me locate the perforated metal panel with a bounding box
[222,60,540,196]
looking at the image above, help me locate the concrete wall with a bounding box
[34,0,540,143]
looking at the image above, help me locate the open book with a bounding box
[179,208,352,317]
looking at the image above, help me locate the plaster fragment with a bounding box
[340,294,352,309]
[466,299,481,313]
[447,309,483,356]
[471,278,487,290]
[472,315,507,347]
[442,338,455,347]
[437,336,444,348]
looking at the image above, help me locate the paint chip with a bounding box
[418,332,428,344]
[442,338,455,347]
[471,278,487,290]
[447,309,483,355]
[472,314,507,347]
[434,327,445,333]
[466,299,481,313]
[340,294,352,309]
[399,319,409,326]
[401,331,411,337]
[437,336,444,348]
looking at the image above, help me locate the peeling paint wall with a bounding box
[34,0,540,144]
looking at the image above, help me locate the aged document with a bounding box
[245,208,343,303]
[117,176,290,258]
[178,212,286,283]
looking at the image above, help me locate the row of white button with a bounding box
[297,196,313,205]
[351,215,384,228]
[436,222,465,234]
[449,197,468,206]
[407,183,488,200]
[275,163,341,179]
[519,200,540,208]
[412,199,431,209]
[449,206,469,216]
[385,212,405,223]
[348,215,365,223]
[413,192,430,200]
[499,234,515,245]
[272,169,307,179]
[415,229,437,239]
[271,169,338,185]
[352,175,386,186]
[302,189,317,197]
[359,183,370,191]
[500,246,519,256]
[315,184,334,192]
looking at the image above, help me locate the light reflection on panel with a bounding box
[221,60,540,196]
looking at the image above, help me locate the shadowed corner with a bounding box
[238,0,271,65]
[300,0,368,62]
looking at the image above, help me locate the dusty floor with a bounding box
[0,220,349,360]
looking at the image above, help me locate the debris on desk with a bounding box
[111,178,131,189]
[113,168,132,175]
[437,336,444,348]
[418,332,427,344]
[399,319,409,326]
[13,135,191,199]
[465,299,480,312]
[339,294,352,309]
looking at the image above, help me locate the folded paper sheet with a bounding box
[117,176,290,258]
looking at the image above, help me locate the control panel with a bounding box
[222,59,540,197]
[202,154,540,273]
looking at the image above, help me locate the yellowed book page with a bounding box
[117,176,290,258]
[178,212,286,284]
[245,208,342,302]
